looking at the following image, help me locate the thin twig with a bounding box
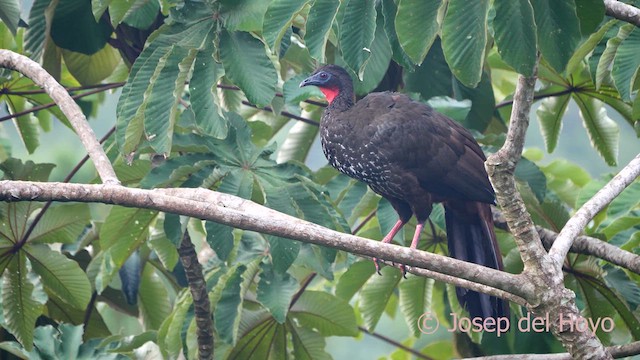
[0,83,125,122]
[358,326,433,360]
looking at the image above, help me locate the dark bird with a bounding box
[300,64,508,320]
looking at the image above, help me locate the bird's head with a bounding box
[299,64,353,105]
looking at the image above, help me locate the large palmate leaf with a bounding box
[573,94,619,166]
[441,0,489,87]
[289,291,358,337]
[339,0,376,77]
[531,0,581,73]
[263,0,310,51]
[359,266,403,330]
[536,94,571,153]
[94,206,158,293]
[304,0,340,62]
[25,244,91,310]
[28,203,91,244]
[50,0,112,55]
[219,30,277,107]
[0,0,20,35]
[492,0,537,76]
[399,275,435,337]
[257,263,298,323]
[2,253,46,351]
[395,0,442,65]
[116,20,215,156]
[611,27,640,101]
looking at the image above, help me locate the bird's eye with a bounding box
[319,72,328,79]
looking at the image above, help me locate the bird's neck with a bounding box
[326,85,355,113]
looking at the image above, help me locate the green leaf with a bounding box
[304,0,340,62]
[189,47,228,139]
[213,265,246,344]
[263,0,309,51]
[62,45,121,86]
[25,244,91,310]
[219,30,277,107]
[0,0,20,35]
[441,0,489,86]
[289,323,332,360]
[116,21,214,155]
[24,0,49,61]
[290,290,358,336]
[567,20,618,75]
[492,0,536,76]
[138,265,171,330]
[2,253,45,351]
[121,0,160,29]
[28,203,91,244]
[95,207,158,293]
[205,221,235,262]
[266,235,301,274]
[454,71,495,132]
[536,94,571,153]
[404,38,452,100]
[336,261,376,301]
[399,275,434,337]
[50,0,112,55]
[515,157,548,204]
[596,24,633,90]
[607,181,640,217]
[257,263,298,323]
[338,0,376,77]
[395,0,442,65]
[532,0,581,73]
[573,94,619,166]
[612,27,640,101]
[601,217,640,240]
[277,121,319,163]
[359,266,402,330]
[228,316,281,359]
[5,96,40,154]
[353,12,393,95]
[575,0,605,35]
[220,0,269,32]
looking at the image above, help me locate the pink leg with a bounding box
[399,221,425,277]
[374,219,405,274]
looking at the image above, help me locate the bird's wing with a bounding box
[360,93,495,204]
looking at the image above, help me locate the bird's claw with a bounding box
[373,258,382,275]
[373,258,408,278]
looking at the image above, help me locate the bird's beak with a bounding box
[299,74,319,88]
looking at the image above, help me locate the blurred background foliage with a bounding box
[0,0,639,359]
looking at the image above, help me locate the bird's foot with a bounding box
[399,264,407,279]
[373,258,382,275]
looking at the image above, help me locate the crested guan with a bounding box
[300,64,508,320]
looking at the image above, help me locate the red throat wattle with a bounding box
[320,87,339,104]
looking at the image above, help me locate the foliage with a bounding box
[0,0,638,359]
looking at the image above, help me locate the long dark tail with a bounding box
[444,200,509,320]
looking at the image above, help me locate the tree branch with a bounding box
[0,180,534,302]
[0,50,119,185]
[486,62,612,359]
[466,340,640,359]
[548,153,640,267]
[179,230,213,360]
[604,0,640,27]
[492,209,640,275]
